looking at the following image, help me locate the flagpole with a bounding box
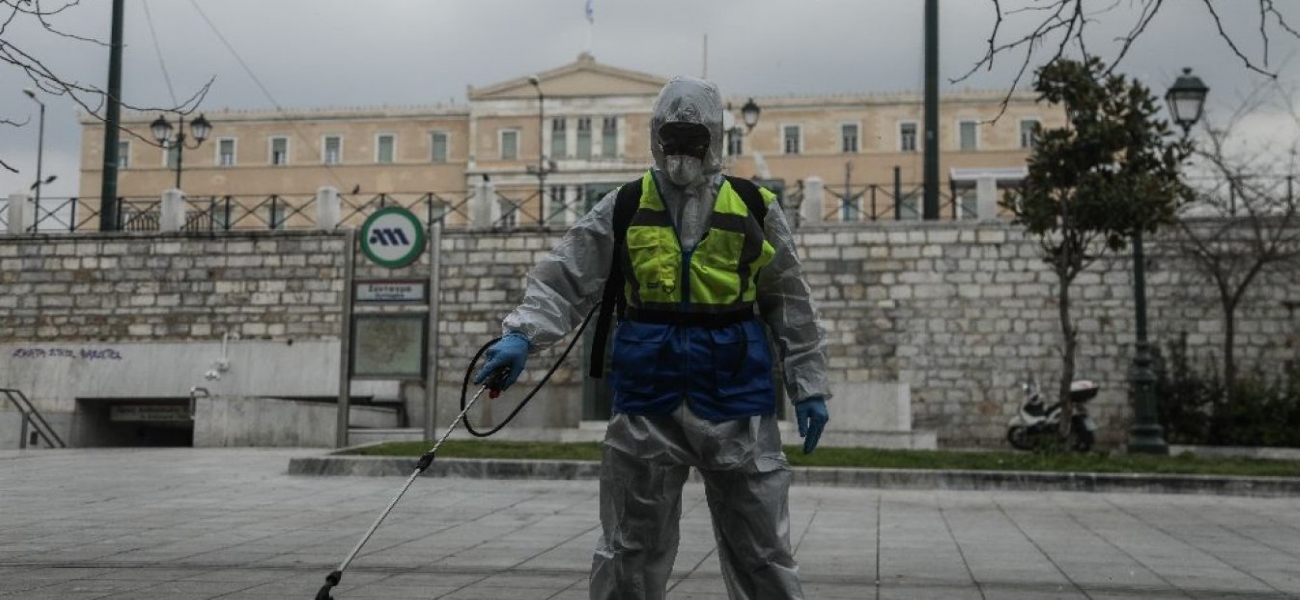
[585,0,594,54]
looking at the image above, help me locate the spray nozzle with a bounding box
[486,366,511,399]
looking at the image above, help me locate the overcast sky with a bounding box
[3,0,1298,198]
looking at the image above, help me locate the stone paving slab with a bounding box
[1,448,1298,599]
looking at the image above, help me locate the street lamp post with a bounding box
[740,97,761,133]
[726,98,762,170]
[150,113,212,189]
[525,75,555,216]
[22,89,46,205]
[1127,67,1208,455]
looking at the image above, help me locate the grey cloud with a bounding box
[2,0,1297,197]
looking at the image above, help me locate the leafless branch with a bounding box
[1172,80,1300,391]
[1,0,212,164]
[1201,0,1275,78]
[962,0,1300,120]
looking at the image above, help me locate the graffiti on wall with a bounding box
[11,348,124,361]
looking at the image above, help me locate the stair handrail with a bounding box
[1,388,66,448]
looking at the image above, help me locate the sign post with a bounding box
[344,205,437,444]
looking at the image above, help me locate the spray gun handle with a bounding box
[486,366,512,399]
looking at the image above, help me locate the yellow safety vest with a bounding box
[621,172,776,314]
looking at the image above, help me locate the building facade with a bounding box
[79,53,1062,229]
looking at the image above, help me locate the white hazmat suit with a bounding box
[495,76,830,600]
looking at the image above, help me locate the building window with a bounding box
[840,192,861,222]
[165,144,180,168]
[576,117,592,159]
[899,122,918,152]
[376,134,395,164]
[323,136,341,165]
[547,185,568,223]
[726,128,743,157]
[270,137,289,166]
[958,189,979,219]
[268,200,285,230]
[211,201,231,231]
[898,192,921,220]
[116,141,130,169]
[551,118,567,158]
[601,116,618,158]
[500,129,519,160]
[782,125,801,155]
[959,120,978,151]
[841,123,859,153]
[217,138,236,166]
[1020,119,1040,149]
[430,131,449,163]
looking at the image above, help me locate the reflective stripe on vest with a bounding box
[622,172,776,313]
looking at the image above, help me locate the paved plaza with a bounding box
[1,448,1298,599]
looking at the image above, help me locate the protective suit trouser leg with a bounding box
[589,443,690,600]
[702,466,803,599]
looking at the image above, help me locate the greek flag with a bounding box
[585,0,594,24]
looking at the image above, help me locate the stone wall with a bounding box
[0,231,348,341]
[2,218,1297,447]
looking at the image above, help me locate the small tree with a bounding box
[1003,57,1189,430]
[1173,84,1300,409]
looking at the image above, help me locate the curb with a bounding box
[287,456,1300,498]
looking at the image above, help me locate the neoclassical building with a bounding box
[79,53,1062,229]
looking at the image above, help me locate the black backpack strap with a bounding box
[589,178,643,379]
[723,175,770,224]
[589,176,767,379]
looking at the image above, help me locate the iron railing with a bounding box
[1,388,66,449]
[821,182,974,222]
[1,181,995,234]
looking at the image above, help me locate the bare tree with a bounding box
[958,1,1300,113]
[0,0,211,174]
[1172,82,1300,408]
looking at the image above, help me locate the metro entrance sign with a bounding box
[360,206,426,268]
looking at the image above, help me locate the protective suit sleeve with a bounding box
[501,191,619,349]
[755,205,832,404]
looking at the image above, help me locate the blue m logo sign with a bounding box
[369,228,411,247]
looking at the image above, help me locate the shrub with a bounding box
[1154,335,1300,447]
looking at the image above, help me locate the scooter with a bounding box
[1005,378,1099,452]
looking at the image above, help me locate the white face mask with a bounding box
[664,155,704,186]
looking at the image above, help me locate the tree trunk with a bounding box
[1222,300,1238,407]
[1057,271,1077,437]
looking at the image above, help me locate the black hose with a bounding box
[458,303,599,437]
[315,305,602,599]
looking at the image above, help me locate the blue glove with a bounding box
[473,332,530,391]
[795,397,829,454]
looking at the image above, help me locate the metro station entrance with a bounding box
[75,398,193,447]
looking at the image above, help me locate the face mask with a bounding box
[664,155,704,186]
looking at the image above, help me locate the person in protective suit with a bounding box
[475,75,830,600]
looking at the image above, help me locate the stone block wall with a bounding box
[3,218,1297,447]
[0,231,348,342]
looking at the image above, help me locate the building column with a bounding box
[801,177,824,225]
[160,189,186,232]
[976,176,998,220]
[316,186,340,230]
[471,177,496,229]
[5,193,33,235]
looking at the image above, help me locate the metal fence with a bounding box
[2,180,984,234]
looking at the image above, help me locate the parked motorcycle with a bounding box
[1006,378,1099,452]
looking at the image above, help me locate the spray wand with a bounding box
[314,367,509,600]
